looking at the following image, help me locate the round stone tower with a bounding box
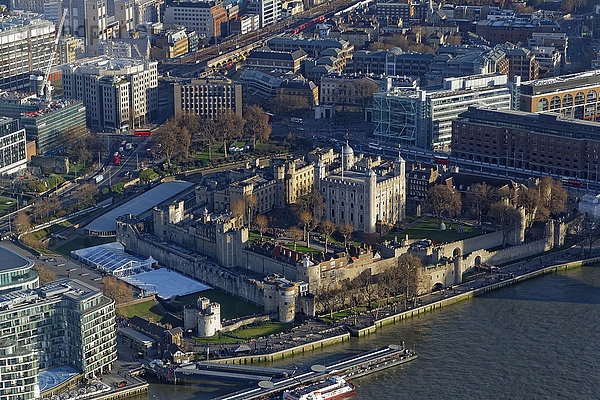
[278,283,296,323]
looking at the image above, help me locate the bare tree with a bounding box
[13,211,30,234]
[287,226,303,251]
[466,182,494,226]
[153,118,192,164]
[231,198,245,221]
[427,184,462,224]
[357,270,378,310]
[339,222,354,248]
[397,254,423,307]
[320,220,336,253]
[243,105,272,148]
[489,202,522,247]
[298,210,314,246]
[245,194,259,226]
[34,263,56,284]
[254,214,269,239]
[102,276,133,305]
[214,110,245,158]
[517,187,541,227]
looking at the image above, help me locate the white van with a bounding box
[291,117,303,123]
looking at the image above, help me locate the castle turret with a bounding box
[278,283,296,323]
[342,141,354,170]
[365,168,377,233]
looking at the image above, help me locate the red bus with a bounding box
[562,179,583,188]
[433,156,450,166]
[113,152,121,165]
[135,130,152,137]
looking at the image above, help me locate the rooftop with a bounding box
[0,245,34,274]
[85,180,194,234]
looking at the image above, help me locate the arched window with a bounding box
[550,96,561,110]
[588,90,597,103]
[563,94,573,107]
[575,92,585,105]
[537,98,549,111]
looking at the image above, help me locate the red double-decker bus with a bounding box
[113,152,121,165]
[135,130,152,137]
[433,156,450,166]
[562,178,583,188]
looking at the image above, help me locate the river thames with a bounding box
[145,266,600,400]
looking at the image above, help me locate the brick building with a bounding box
[452,107,600,180]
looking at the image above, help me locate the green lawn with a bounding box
[54,236,117,256]
[193,321,296,344]
[174,289,263,320]
[0,196,16,213]
[383,218,482,243]
[285,243,320,254]
[193,332,246,344]
[194,148,225,160]
[248,231,272,243]
[117,299,164,323]
[234,321,295,338]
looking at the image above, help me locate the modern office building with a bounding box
[115,0,136,37]
[65,0,110,50]
[61,56,158,131]
[58,36,86,65]
[373,73,511,150]
[0,246,38,295]
[164,1,227,39]
[247,0,282,28]
[0,246,116,398]
[230,14,260,35]
[519,70,600,121]
[0,118,27,175]
[173,77,242,119]
[352,48,434,79]
[0,18,55,91]
[134,0,163,25]
[0,91,87,154]
[452,107,600,180]
[19,99,87,155]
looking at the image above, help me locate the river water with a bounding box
[145,267,600,400]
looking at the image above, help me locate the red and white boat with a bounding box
[282,376,354,400]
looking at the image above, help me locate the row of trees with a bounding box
[317,254,424,321]
[153,105,272,164]
[426,177,567,246]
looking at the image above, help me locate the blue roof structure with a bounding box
[71,242,156,277]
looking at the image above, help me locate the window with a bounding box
[537,98,548,111]
[550,96,561,110]
[575,92,585,105]
[563,94,573,107]
[588,90,597,103]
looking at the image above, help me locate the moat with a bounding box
[143,266,600,400]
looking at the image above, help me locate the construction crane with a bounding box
[37,9,68,100]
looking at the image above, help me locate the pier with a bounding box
[213,345,417,400]
[145,362,296,383]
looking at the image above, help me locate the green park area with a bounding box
[384,217,483,243]
[174,289,263,320]
[193,321,296,344]
[0,196,16,214]
[117,298,164,323]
